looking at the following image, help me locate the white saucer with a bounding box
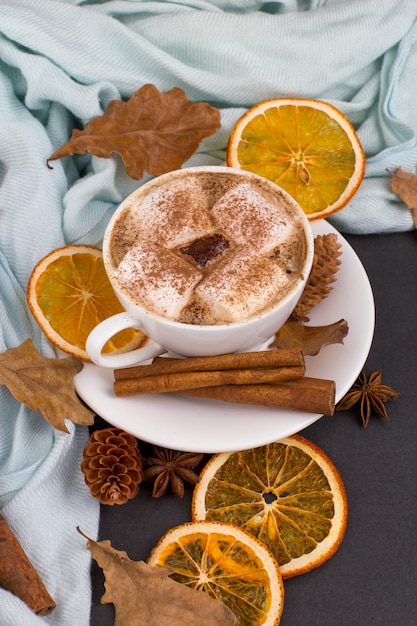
[74,220,375,453]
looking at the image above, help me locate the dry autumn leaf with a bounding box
[271,318,348,356]
[389,166,417,227]
[47,84,221,180]
[0,339,94,433]
[77,528,236,626]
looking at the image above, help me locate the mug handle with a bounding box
[86,312,166,368]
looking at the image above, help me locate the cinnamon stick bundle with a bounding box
[0,513,56,615]
[113,349,335,415]
[180,377,336,416]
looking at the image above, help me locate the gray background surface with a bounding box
[90,229,417,626]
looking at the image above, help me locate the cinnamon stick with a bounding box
[0,513,56,615]
[179,377,336,416]
[114,348,304,381]
[114,364,305,397]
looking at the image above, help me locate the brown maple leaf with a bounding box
[270,318,348,356]
[0,339,95,433]
[47,84,221,180]
[389,166,417,227]
[78,529,236,626]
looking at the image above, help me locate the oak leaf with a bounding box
[389,167,417,227]
[78,529,236,626]
[0,339,94,433]
[47,84,221,180]
[271,318,348,356]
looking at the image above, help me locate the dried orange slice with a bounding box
[147,520,284,625]
[192,435,347,579]
[227,98,365,220]
[27,244,145,361]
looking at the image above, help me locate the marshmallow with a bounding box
[211,182,295,254]
[195,248,291,322]
[129,175,214,248]
[116,241,203,319]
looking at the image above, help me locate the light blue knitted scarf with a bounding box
[1,1,416,623]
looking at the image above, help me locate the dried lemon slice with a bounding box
[192,435,348,578]
[227,97,365,220]
[148,520,284,625]
[27,244,145,361]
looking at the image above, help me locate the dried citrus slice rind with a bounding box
[147,520,284,625]
[27,244,145,361]
[227,98,365,220]
[192,435,347,578]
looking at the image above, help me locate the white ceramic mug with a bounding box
[86,166,314,368]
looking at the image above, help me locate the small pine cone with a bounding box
[81,427,143,505]
[292,233,342,321]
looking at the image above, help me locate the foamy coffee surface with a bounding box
[109,171,307,325]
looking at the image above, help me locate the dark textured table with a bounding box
[90,229,417,626]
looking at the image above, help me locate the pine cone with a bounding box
[81,427,143,505]
[292,233,342,321]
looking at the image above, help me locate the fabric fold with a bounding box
[0,423,98,626]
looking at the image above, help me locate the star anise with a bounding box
[143,446,204,498]
[336,370,400,427]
